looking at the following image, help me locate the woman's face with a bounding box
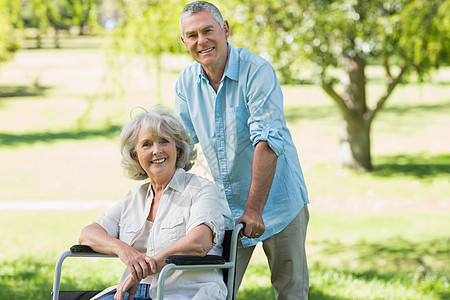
[135,126,177,183]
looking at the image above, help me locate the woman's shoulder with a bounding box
[121,181,151,203]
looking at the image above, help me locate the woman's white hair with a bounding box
[179,1,224,40]
[119,106,196,181]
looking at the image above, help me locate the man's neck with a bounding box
[202,64,224,92]
[202,48,228,93]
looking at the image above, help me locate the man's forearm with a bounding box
[245,141,277,214]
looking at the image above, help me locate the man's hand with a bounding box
[114,273,140,300]
[235,141,275,239]
[117,246,156,281]
[236,208,265,239]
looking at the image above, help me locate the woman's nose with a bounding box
[153,143,162,154]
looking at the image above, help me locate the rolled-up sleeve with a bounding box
[187,178,224,246]
[247,63,286,157]
[95,200,123,239]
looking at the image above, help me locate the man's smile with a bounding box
[199,47,214,54]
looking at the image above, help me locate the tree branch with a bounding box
[320,80,352,120]
[383,56,392,82]
[368,63,407,123]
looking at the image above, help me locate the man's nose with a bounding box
[198,33,208,45]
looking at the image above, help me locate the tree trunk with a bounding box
[36,32,41,49]
[337,116,373,171]
[337,54,373,171]
[155,55,162,104]
[54,28,60,48]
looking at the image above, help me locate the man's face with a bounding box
[180,10,229,71]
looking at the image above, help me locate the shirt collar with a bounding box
[196,42,239,83]
[145,168,186,199]
[167,168,187,193]
[223,43,239,81]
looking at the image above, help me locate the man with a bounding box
[174,1,310,299]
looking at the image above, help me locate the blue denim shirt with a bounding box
[175,43,309,247]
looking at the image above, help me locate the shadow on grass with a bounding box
[0,255,56,299]
[372,153,450,179]
[0,84,51,98]
[0,125,122,147]
[0,254,119,300]
[284,105,339,123]
[284,101,450,124]
[312,236,449,276]
[237,286,275,299]
[308,236,449,299]
[381,102,450,115]
[309,287,351,300]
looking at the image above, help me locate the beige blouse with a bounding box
[95,168,226,299]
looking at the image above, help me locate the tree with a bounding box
[225,0,449,171]
[0,0,20,65]
[21,0,51,48]
[68,0,99,35]
[109,0,186,103]
[21,0,100,48]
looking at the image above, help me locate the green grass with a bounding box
[0,211,448,299]
[0,38,449,299]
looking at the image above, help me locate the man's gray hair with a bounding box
[119,106,197,180]
[179,1,224,40]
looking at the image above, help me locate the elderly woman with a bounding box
[78,107,226,300]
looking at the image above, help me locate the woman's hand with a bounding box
[114,273,140,300]
[117,246,157,281]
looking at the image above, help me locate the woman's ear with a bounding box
[131,150,138,160]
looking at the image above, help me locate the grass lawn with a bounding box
[0,210,448,299]
[0,37,449,299]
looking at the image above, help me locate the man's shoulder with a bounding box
[232,45,270,68]
[176,60,200,88]
[179,59,200,76]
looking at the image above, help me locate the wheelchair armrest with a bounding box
[165,255,225,265]
[70,244,100,253]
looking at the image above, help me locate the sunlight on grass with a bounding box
[1,211,448,299]
[1,38,449,300]
[306,152,450,205]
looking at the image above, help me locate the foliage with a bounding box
[68,0,99,35]
[111,0,186,56]
[226,0,449,84]
[17,0,101,48]
[0,0,20,65]
[107,0,188,103]
[225,0,450,171]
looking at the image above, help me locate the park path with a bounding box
[0,197,448,212]
[0,200,115,211]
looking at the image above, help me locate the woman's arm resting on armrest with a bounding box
[153,224,214,272]
[78,222,155,281]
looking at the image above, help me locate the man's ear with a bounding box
[180,36,187,47]
[223,20,230,39]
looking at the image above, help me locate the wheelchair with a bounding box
[52,223,244,300]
